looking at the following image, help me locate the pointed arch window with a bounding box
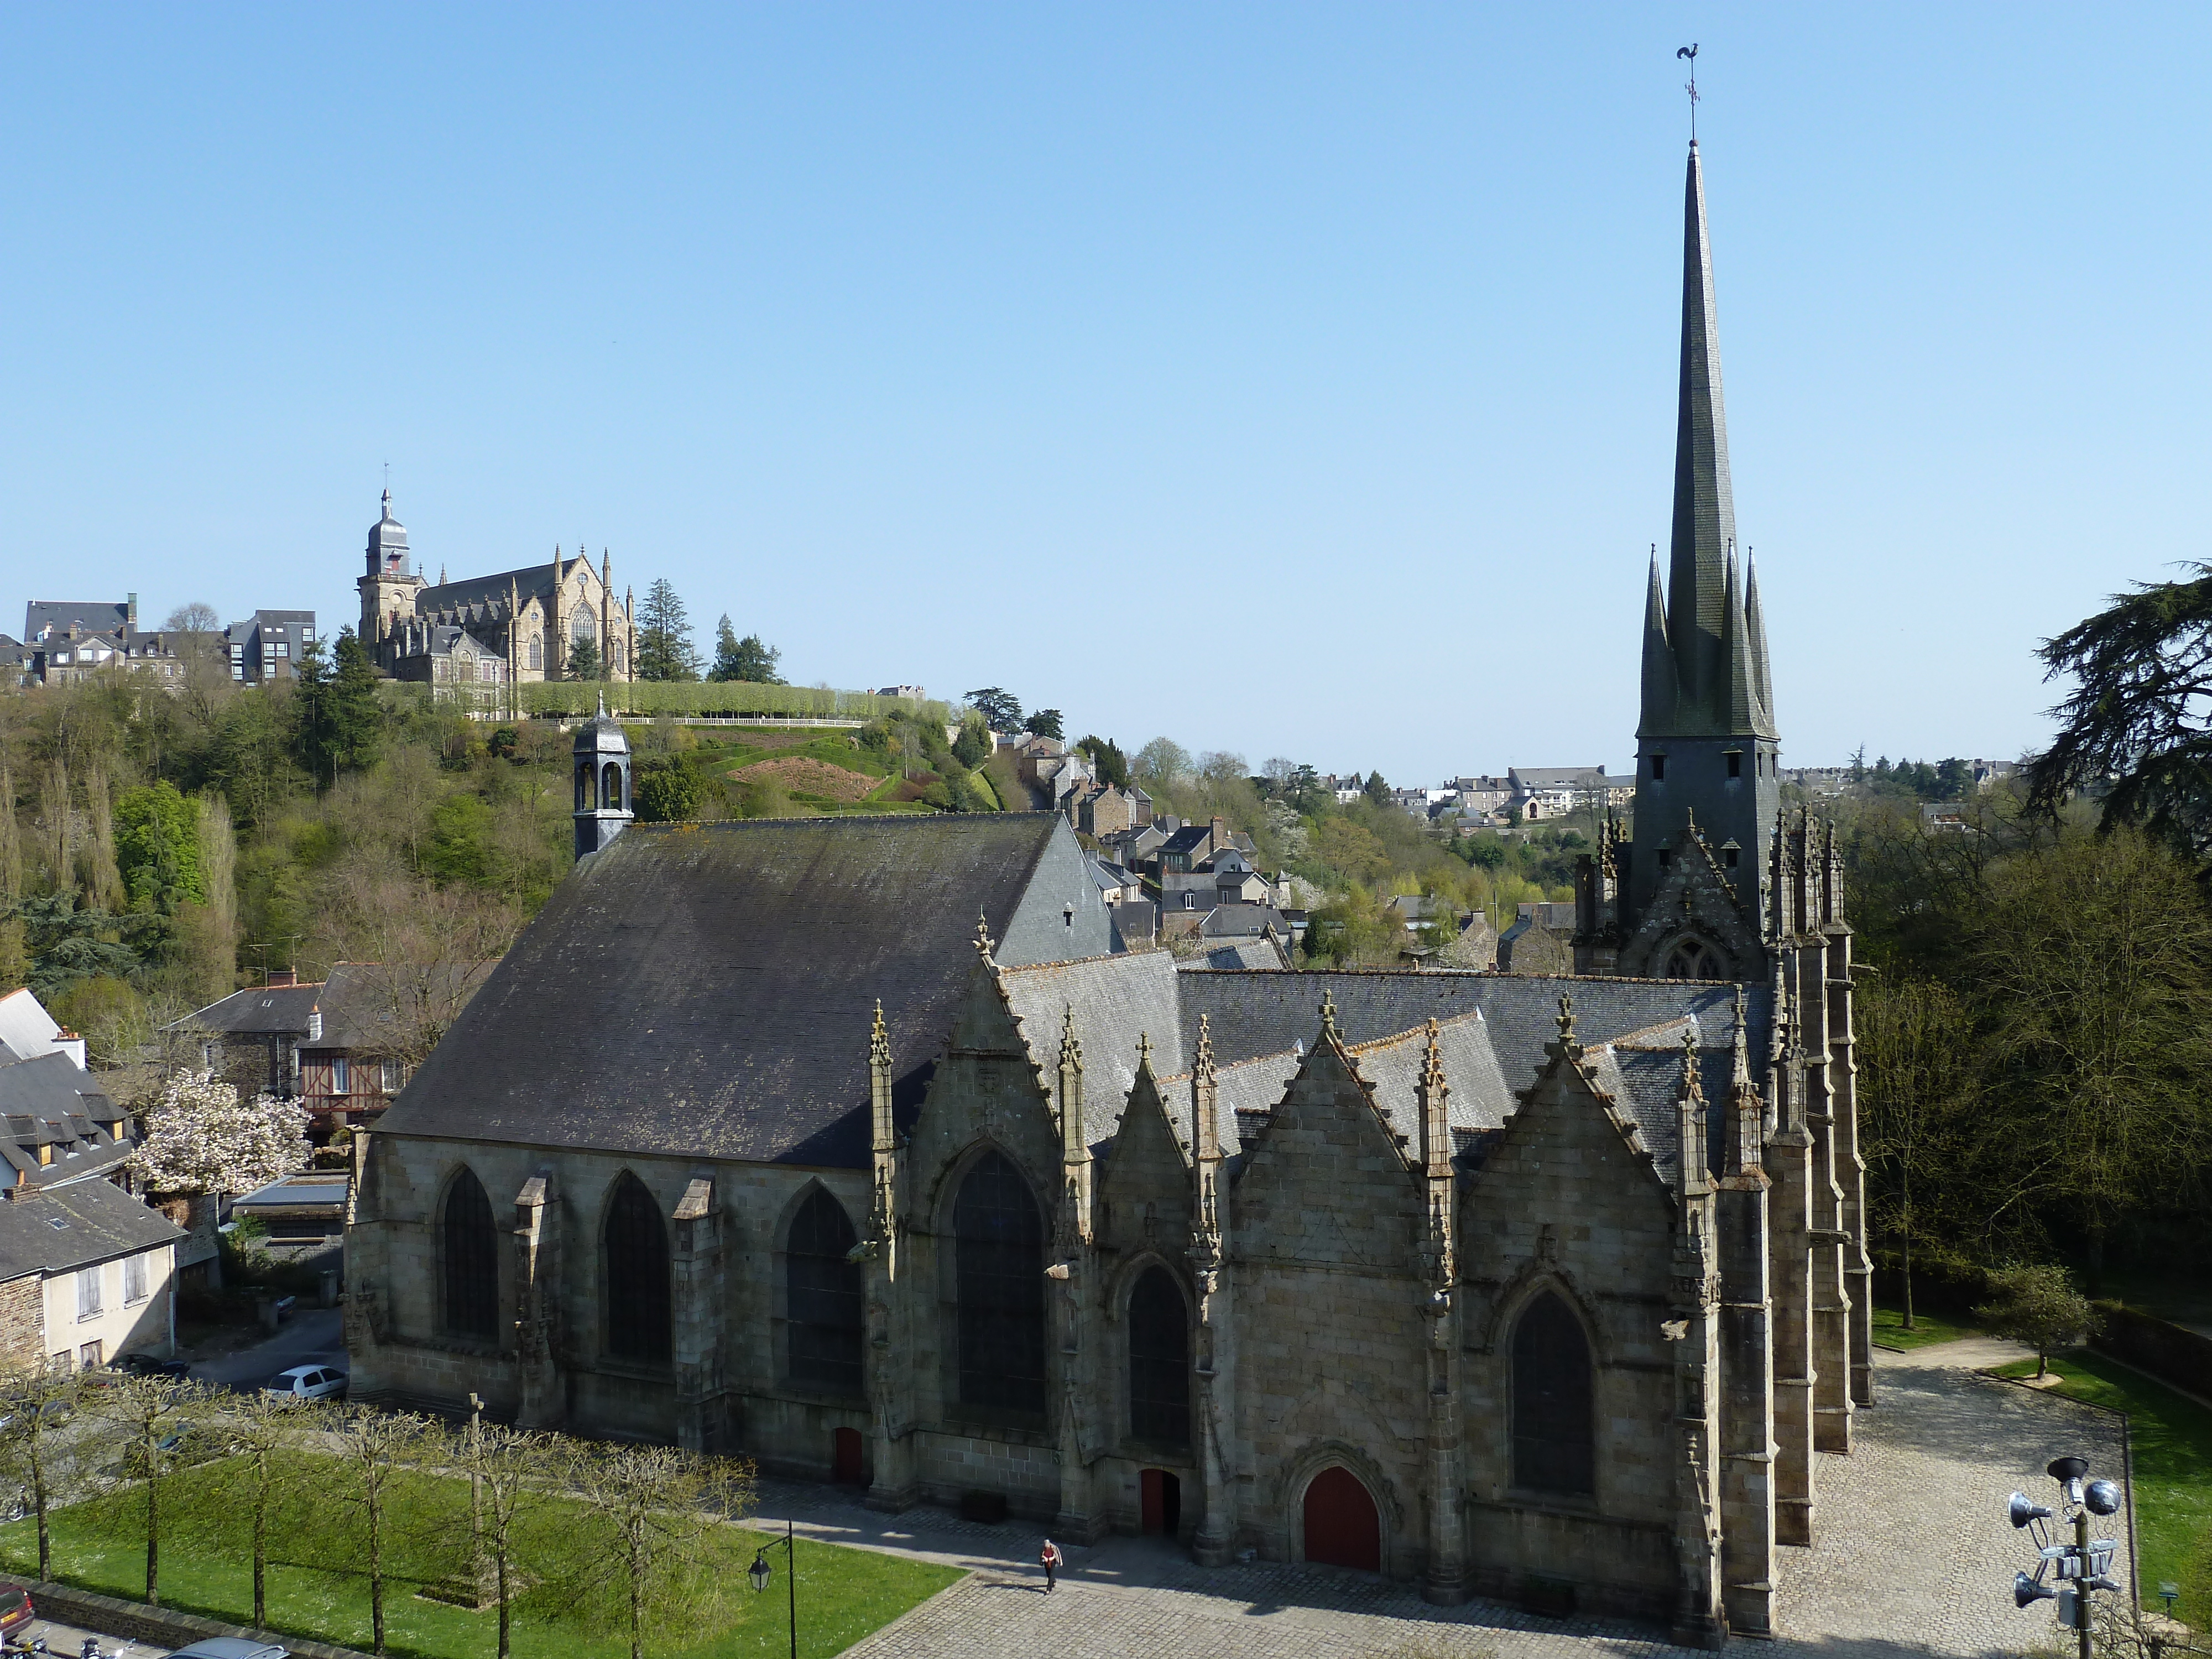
[1512,1292,1594,1495]
[604,1174,671,1364]
[954,1151,1045,1413]
[1664,939,1713,980]
[528,635,543,670]
[787,1188,863,1394]
[1128,1266,1190,1448]
[441,1168,498,1340]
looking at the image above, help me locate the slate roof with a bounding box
[24,601,131,640]
[0,989,71,1065]
[375,815,1086,1167]
[310,962,497,1051]
[0,1176,184,1282]
[174,983,323,1037]
[1180,939,1291,972]
[0,1055,132,1187]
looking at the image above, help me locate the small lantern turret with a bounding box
[573,694,633,859]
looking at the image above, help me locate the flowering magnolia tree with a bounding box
[129,1070,311,1197]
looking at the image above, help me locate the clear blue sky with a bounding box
[6,6,2208,782]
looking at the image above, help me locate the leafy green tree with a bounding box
[567,636,603,681]
[331,628,383,774]
[634,762,701,823]
[952,718,993,769]
[964,687,1022,732]
[709,619,783,684]
[115,780,207,910]
[1074,735,1127,787]
[2027,562,2212,859]
[1133,737,1190,788]
[1363,770,1391,807]
[635,579,700,682]
[1858,976,1979,1328]
[1024,708,1064,742]
[1975,1264,2094,1379]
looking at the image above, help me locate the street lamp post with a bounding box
[747,1517,799,1659]
[2008,1453,2125,1659]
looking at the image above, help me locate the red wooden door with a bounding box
[1302,1466,1380,1571]
[1140,1468,1165,1533]
[833,1426,863,1484]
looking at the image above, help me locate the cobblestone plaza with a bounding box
[747,1342,2131,1658]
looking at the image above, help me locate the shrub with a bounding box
[1976,1263,2096,1378]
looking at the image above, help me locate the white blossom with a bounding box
[128,1070,311,1198]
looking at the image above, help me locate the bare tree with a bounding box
[95,1374,206,1605]
[331,1404,431,1655]
[209,1387,314,1629]
[1857,975,1978,1329]
[446,1408,556,1659]
[0,1365,91,1580]
[312,862,512,1073]
[564,1440,755,1659]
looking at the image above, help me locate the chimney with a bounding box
[7,1167,37,1201]
[267,968,296,988]
[53,1029,86,1071]
[126,593,138,628]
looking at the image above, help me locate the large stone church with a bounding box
[346,139,1865,1645]
[356,492,638,686]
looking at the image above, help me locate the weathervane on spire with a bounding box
[1678,43,1699,142]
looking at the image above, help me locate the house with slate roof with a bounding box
[343,137,1864,1648]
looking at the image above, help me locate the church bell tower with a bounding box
[358,490,423,666]
[1623,140,1780,952]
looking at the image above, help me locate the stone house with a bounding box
[1498,902,1577,975]
[0,1178,183,1371]
[389,622,509,700]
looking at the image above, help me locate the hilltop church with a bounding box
[356,492,638,689]
[345,140,1865,1646]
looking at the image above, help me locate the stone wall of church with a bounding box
[1454,1052,1686,1621]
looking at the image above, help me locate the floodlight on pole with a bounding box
[2008,1452,2125,1659]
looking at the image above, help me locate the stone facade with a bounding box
[356,492,637,691]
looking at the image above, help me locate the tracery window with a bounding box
[954,1151,1045,1413]
[572,612,596,644]
[1664,939,1712,980]
[787,1188,863,1394]
[1511,1292,1594,1495]
[604,1173,671,1364]
[528,635,543,670]
[442,1167,498,1339]
[1128,1266,1190,1447]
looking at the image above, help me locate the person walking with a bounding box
[1040,1536,1063,1594]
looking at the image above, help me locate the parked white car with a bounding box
[265,1365,346,1401]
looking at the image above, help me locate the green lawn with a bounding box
[1989,1348,2212,1619]
[1872,1302,1980,1350]
[0,1457,958,1659]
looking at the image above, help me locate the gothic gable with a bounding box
[1615,817,1762,980]
[1098,1052,1194,1255]
[1233,1015,1421,1272]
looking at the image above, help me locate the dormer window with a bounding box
[1722,841,1741,869]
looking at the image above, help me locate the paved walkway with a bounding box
[749,1337,2138,1658]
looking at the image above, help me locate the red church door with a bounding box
[833,1426,864,1484]
[1140,1469,1182,1535]
[1302,1466,1380,1572]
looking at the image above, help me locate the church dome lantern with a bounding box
[573,694,633,860]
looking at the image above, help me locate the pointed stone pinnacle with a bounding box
[1422,1018,1446,1089]
[1556,994,1575,1042]
[973,911,995,963]
[869,1000,890,1069]
[1320,990,1338,1041]
[1137,1031,1152,1069]
[1194,1013,1214,1079]
[1060,1001,1082,1071]
[1679,1024,1701,1091]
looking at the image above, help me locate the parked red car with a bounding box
[0,1582,36,1639]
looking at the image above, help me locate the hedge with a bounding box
[517,680,951,723]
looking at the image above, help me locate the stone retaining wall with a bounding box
[27,1579,374,1659]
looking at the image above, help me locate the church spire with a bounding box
[1666,138,1738,723]
[1639,545,1676,733]
[1744,550,1773,721]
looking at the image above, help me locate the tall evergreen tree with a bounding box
[708,617,783,684]
[635,578,700,682]
[331,628,383,774]
[567,636,602,681]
